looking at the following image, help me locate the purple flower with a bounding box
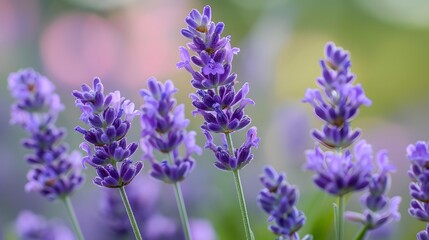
[178,5,239,90]
[303,42,371,149]
[139,77,201,183]
[407,141,429,222]
[418,225,429,240]
[258,166,306,239]
[305,140,374,196]
[9,69,83,200]
[179,5,258,172]
[73,78,143,188]
[345,150,401,230]
[204,127,259,171]
[8,69,63,129]
[15,210,75,240]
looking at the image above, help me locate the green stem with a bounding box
[62,196,84,240]
[119,186,143,240]
[353,225,368,240]
[337,195,345,240]
[173,182,192,240]
[167,154,192,240]
[225,133,254,240]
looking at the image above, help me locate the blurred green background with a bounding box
[1,0,429,239]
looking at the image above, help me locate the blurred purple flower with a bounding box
[73,77,143,188]
[407,141,429,222]
[190,219,217,240]
[303,42,371,149]
[15,210,75,240]
[305,140,374,196]
[9,69,83,200]
[139,77,201,183]
[258,166,306,239]
[8,69,63,129]
[345,150,401,230]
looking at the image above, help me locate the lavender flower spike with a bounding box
[140,77,201,184]
[140,77,201,240]
[179,5,256,239]
[258,166,307,240]
[9,69,84,200]
[303,42,371,149]
[9,69,85,239]
[345,150,401,234]
[73,77,143,239]
[73,78,143,188]
[407,141,429,234]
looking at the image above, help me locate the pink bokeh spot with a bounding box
[0,0,39,45]
[112,2,189,89]
[40,13,121,86]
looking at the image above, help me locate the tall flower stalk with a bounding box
[9,69,85,240]
[302,42,400,239]
[177,5,258,240]
[139,77,202,240]
[72,78,143,240]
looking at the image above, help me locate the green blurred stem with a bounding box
[119,186,143,240]
[62,196,84,240]
[226,133,254,240]
[173,182,192,240]
[167,154,192,240]
[354,225,369,240]
[337,195,345,240]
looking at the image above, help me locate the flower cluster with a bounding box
[258,166,306,240]
[406,141,429,238]
[139,77,201,183]
[303,42,371,149]
[305,140,373,196]
[9,69,83,200]
[73,78,142,188]
[345,149,401,229]
[178,5,259,171]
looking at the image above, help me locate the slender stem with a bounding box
[225,133,254,240]
[353,225,368,240]
[119,186,143,240]
[337,195,345,240]
[173,182,192,240]
[167,154,192,240]
[62,196,84,240]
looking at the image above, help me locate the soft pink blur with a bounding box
[40,1,190,89]
[0,0,39,46]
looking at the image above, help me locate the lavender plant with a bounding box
[406,141,429,239]
[139,77,202,239]
[72,78,143,240]
[9,69,84,240]
[177,5,259,240]
[303,42,400,239]
[258,165,308,240]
